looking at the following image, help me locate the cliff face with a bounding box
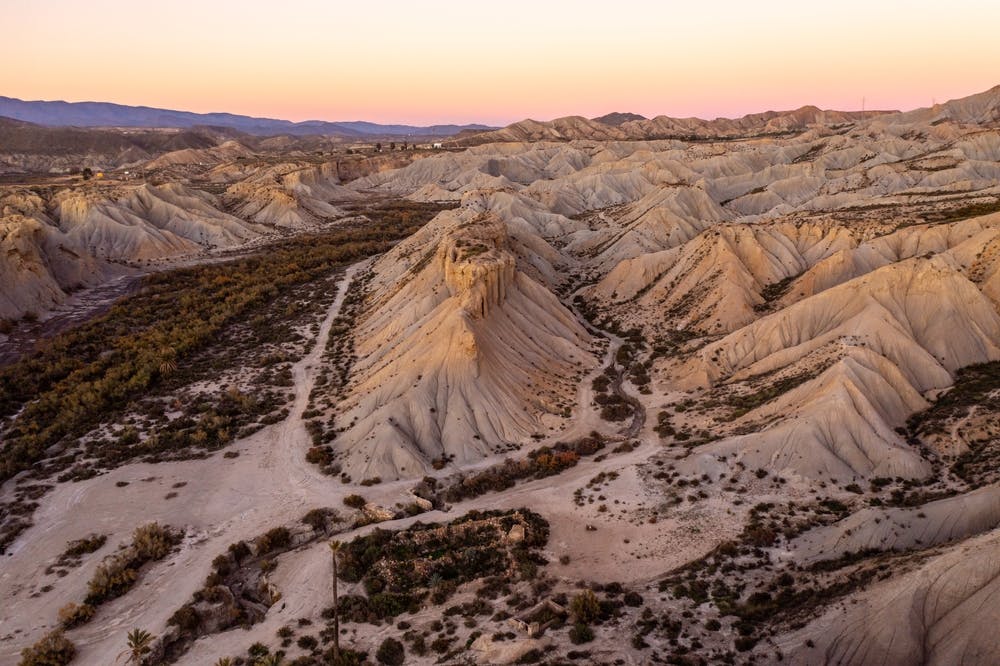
[0,181,273,319]
[331,211,597,480]
[0,191,116,319]
[441,219,516,322]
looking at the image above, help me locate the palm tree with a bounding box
[329,540,342,661]
[117,628,155,665]
[158,347,177,376]
[214,659,234,666]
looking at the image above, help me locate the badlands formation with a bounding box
[1,86,1000,665]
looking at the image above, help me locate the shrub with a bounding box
[516,648,544,663]
[306,447,331,466]
[57,602,95,629]
[229,540,252,561]
[375,636,405,665]
[85,561,139,605]
[568,623,594,644]
[343,494,366,509]
[84,523,180,606]
[302,508,338,532]
[167,605,201,632]
[131,523,176,560]
[623,591,644,607]
[569,590,600,624]
[255,527,292,555]
[19,630,75,666]
[61,534,107,559]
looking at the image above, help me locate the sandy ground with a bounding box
[0,260,738,665]
[1,261,375,663]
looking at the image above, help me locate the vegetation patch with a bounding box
[18,629,75,666]
[154,511,348,664]
[908,360,1000,486]
[49,523,180,637]
[332,509,549,624]
[922,197,1000,223]
[430,434,606,503]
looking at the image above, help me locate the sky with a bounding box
[2,0,998,126]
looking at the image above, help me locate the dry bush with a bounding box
[57,602,95,629]
[84,523,180,606]
[19,629,75,666]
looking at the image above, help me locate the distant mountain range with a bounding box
[0,96,495,137]
[453,85,1000,145]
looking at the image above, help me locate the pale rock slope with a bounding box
[691,345,933,480]
[0,183,267,318]
[332,209,596,480]
[695,258,1000,391]
[680,259,1000,480]
[469,116,629,143]
[791,484,1000,561]
[145,139,255,169]
[224,162,362,228]
[459,190,581,287]
[589,222,854,334]
[783,213,1000,307]
[52,184,264,261]
[582,186,731,269]
[454,106,884,145]
[0,212,114,319]
[887,84,1000,127]
[779,527,1000,666]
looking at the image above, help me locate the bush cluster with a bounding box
[85,523,180,607]
[442,436,605,502]
[18,630,75,666]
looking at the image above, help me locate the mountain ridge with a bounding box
[0,95,495,137]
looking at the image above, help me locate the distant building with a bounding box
[432,142,443,149]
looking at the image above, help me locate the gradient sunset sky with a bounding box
[3,0,998,125]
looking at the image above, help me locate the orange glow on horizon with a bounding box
[1,0,997,126]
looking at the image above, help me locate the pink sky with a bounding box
[2,0,998,125]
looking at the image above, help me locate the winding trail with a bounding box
[2,262,666,666]
[0,261,369,665]
[568,285,646,439]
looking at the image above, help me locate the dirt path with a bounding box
[568,286,646,439]
[0,261,371,665]
[1,264,684,666]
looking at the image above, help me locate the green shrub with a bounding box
[131,523,176,560]
[568,623,594,644]
[375,636,405,665]
[343,494,366,509]
[84,523,180,606]
[167,605,201,632]
[61,534,107,559]
[569,590,600,624]
[255,527,292,555]
[301,508,338,532]
[623,591,644,607]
